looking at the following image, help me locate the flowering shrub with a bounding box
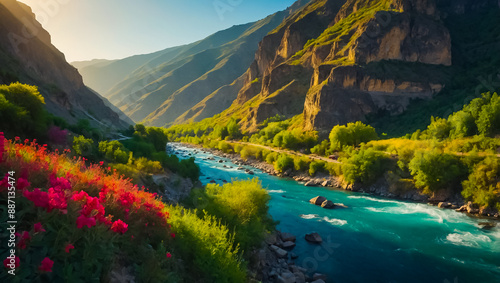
[0,137,173,282]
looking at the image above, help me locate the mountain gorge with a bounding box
[0,0,130,128]
[75,0,500,134]
[75,0,311,127]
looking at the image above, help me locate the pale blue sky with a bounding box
[17,0,297,62]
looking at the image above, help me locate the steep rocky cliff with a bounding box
[0,0,130,128]
[217,0,458,133]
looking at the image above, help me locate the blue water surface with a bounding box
[172,144,500,283]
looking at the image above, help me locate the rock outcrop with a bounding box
[0,0,129,128]
[218,0,470,133]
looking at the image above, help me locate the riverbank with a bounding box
[173,142,499,221]
[170,142,500,283]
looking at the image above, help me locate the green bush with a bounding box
[274,154,294,173]
[409,150,466,193]
[98,140,129,164]
[198,179,274,253]
[0,83,47,138]
[309,160,326,176]
[341,148,389,184]
[462,157,500,210]
[330,121,378,151]
[294,156,310,171]
[72,135,95,158]
[167,205,246,282]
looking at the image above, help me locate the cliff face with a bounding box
[222,0,459,133]
[0,0,130,128]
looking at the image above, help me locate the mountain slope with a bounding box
[74,0,311,127]
[0,0,130,128]
[205,0,499,135]
[211,0,453,133]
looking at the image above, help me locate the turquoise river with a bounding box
[172,144,500,283]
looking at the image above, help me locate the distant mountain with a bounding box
[74,0,312,127]
[0,0,130,128]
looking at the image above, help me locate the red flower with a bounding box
[99,161,104,166]
[166,252,172,259]
[38,257,53,273]
[33,222,46,233]
[18,231,31,250]
[3,256,20,269]
[23,188,50,210]
[17,178,30,191]
[65,244,74,253]
[76,215,96,229]
[111,219,128,234]
[171,233,175,238]
[72,190,89,202]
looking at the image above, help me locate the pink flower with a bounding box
[18,231,31,250]
[38,257,53,273]
[111,219,128,234]
[3,256,20,269]
[34,222,46,233]
[72,190,89,202]
[65,244,74,253]
[76,215,96,229]
[166,252,172,259]
[17,178,30,191]
[23,188,50,210]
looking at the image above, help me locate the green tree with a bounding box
[274,154,294,173]
[462,157,500,210]
[329,121,378,151]
[226,118,241,139]
[341,148,389,184]
[409,150,466,193]
[72,135,95,157]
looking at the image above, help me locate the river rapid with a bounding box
[171,143,500,283]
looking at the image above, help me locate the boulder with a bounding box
[466,201,479,214]
[305,181,317,187]
[305,233,323,244]
[309,196,327,205]
[294,272,306,283]
[277,271,296,283]
[282,241,296,249]
[281,232,296,242]
[478,222,496,230]
[313,273,327,281]
[321,200,335,209]
[334,203,349,209]
[270,245,288,258]
[290,252,298,259]
[321,180,329,187]
[438,202,452,208]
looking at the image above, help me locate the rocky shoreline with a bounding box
[171,142,499,282]
[173,143,500,221]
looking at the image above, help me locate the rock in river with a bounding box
[309,196,327,205]
[321,200,335,209]
[305,233,323,244]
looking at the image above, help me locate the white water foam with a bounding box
[348,195,400,204]
[300,214,319,220]
[445,230,492,248]
[268,190,285,194]
[322,217,347,226]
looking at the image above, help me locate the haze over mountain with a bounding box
[74,0,312,127]
[0,0,131,128]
